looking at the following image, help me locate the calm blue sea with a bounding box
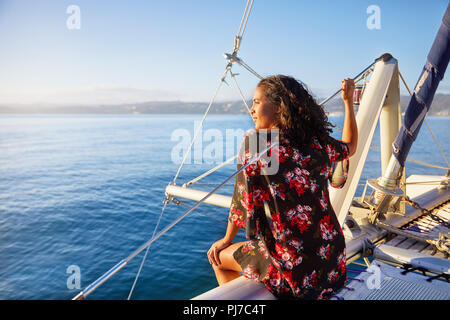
[0,114,448,300]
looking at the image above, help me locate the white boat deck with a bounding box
[332,260,450,300]
[386,200,450,261]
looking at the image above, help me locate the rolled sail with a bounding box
[393,4,450,166]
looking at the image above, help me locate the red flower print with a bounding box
[272,145,290,164]
[237,181,245,193]
[327,269,339,284]
[311,139,322,150]
[286,208,296,219]
[241,242,255,253]
[257,241,269,259]
[320,164,331,179]
[275,242,285,258]
[319,215,338,241]
[241,191,254,216]
[295,204,312,213]
[243,265,260,281]
[283,271,295,288]
[337,249,346,274]
[310,181,319,193]
[287,238,304,251]
[285,205,312,233]
[291,211,312,233]
[289,177,307,196]
[271,212,285,233]
[318,288,333,300]
[339,140,349,159]
[293,255,303,267]
[278,147,287,164]
[231,213,246,228]
[284,260,294,270]
[252,187,270,207]
[292,150,300,162]
[326,144,338,163]
[230,204,246,228]
[269,182,286,200]
[298,154,311,168]
[302,270,318,288]
[319,190,328,210]
[294,167,310,177]
[283,169,294,181]
[266,264,282,289]
[245,162,260,177]
[317,244,331,260]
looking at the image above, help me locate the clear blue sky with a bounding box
[0,0,449,105]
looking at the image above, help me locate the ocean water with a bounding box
[0,114,448,300]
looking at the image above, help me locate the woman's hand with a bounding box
[207,238,232,266]
[341,78,355,102]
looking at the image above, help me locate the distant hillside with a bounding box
[0,94,449,116]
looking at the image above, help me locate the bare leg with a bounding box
[211,241,247,286]
[212,265,241,286]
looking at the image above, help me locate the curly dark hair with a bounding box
[257,75,333,147]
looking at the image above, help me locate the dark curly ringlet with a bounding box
[257,75,333,148]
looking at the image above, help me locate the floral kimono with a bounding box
[229,129,349,300]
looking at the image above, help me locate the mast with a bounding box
[366,4,450,215]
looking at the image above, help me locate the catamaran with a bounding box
[73,1,450,300]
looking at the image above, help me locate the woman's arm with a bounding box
[224,220,240,244]
[341,78,358,157]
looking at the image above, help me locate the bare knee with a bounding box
[211,253,227,271]
[219,247,242,272]
[209,242,245,272]
[212,262,224,272]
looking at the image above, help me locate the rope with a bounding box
[175,1,260,189]
[401,180,448,185]
[172,68,229,185]
[233,0,254,55]
[174,197,228,225]
[174,1,258,185]
[398,70,450,169]
[238,0,254,43]
[402,157,449,171]
[224,54,263,79]
[73,141,278,300]
[403,196,450,229]
[230,71,253,115]
[127,198,170,300]
[76,0,260,300]
[236,0,251,39]
[183,155,238,187]
[235,57,264,80]
[318,62,375,106]
[424,118,450,168]
[331,93,448,172]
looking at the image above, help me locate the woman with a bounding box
[207,75,357,300]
